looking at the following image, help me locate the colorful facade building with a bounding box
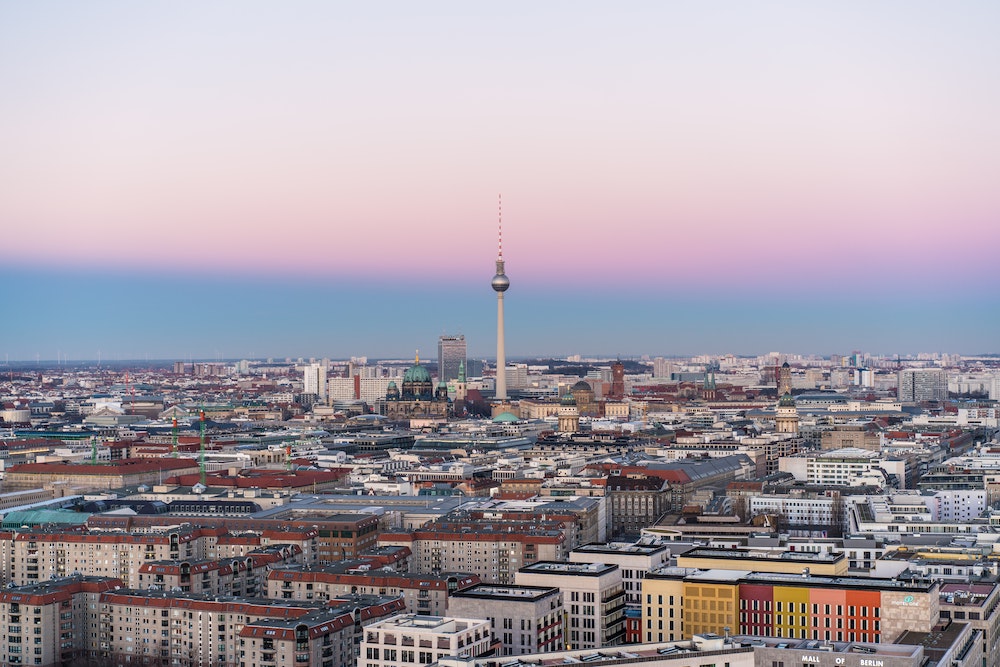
[642,568,940,644]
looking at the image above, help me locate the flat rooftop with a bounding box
[519,561,617,576]
[371,614,488,633]
[679,547,844,563]
[572,542,667,556]
[451,584,560,601]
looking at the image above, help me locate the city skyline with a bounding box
[3,2,999,359]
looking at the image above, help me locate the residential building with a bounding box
[569,542,669,605]
[898,368,948,403]
[359,614,494,667]
[304,362,328,403]
[515,561,626,649]
[448,585,564,655]
[378,525,565,584]
[267,566,480,616]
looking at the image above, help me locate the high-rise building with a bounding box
[898,368,948,402]
[492,195,510,400]
[652,357,673,379]
[437,335,466,384]
[303,362,328,402]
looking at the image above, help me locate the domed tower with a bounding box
[777,361,792,397]
[775,392,800,434]
[571,380,596,416]
[492,195,510,401]
[558,391,580,433]
[401,353,434,400]
[385,381,400,401]
[385,380,399,401]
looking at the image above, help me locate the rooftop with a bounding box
[572,542,667,557]
[679,547,845,564]
[451,584,560,601]
[519,561,618,576]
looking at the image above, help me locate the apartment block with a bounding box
[448,585,564,655]
[267,566,480,616]
[569,542,669,605]
[515,561,626,649]
[0,576,120,667]
[6,527,206,586]
[99,590,403,667]
[359,615,494,667]
[378,526,564,584]
[137,544,301,597]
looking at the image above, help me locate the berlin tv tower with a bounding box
[491,194,510,401]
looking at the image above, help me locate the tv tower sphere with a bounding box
[491,263,510,292]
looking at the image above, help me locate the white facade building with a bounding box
[303,363,328,402]
[360,615,493,667]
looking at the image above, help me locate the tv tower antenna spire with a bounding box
[491,193,510,401]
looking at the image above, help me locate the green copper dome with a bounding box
[403,363,432,384]
[778,392,796,407]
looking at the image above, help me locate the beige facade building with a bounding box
[515,561,626,650]
[569,543,670,605]
[137,545,301,597]
[1,527,309,589]
[0,576,119,667]
[378,526,565,584]
[448,584,564,655]
[0,570,406,667]
[360,614,494,667]
[267,566,480,616]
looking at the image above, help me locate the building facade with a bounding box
[448,585,564,655]
[515,562,626,650]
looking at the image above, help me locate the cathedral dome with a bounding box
[403,363,432,384]
[778,392,796,407]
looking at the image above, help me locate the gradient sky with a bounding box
[2,2,999,360]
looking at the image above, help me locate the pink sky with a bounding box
[3,2,999,292]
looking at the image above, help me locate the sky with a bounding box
[2,2,999,360]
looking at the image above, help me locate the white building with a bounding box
[328,376,399,404]
[360,615,493,667]
[515,561,626,649]
[748,494,844,530]
[303,363,328,402]
[568,542,670,605]
[778,448,908,489]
